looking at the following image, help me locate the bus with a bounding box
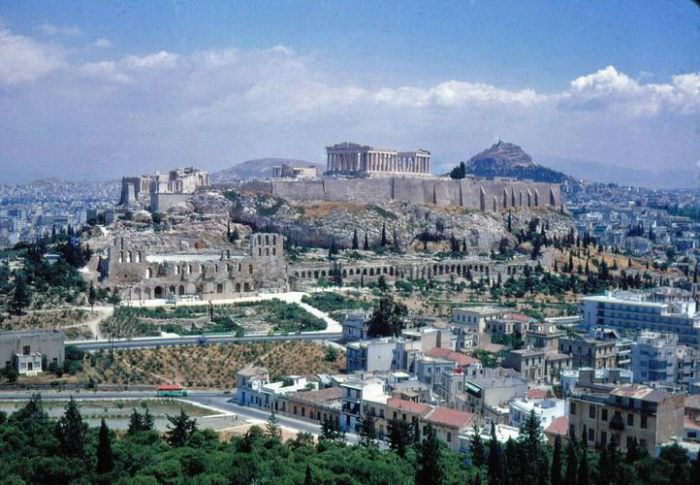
[157,384,189,397]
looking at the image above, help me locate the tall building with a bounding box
[581,289,700,347]
[325,142,431,177]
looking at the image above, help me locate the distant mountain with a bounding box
[451,141,574,184]
[536,154,700,189]
[210,158,323,183]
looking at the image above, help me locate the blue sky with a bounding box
[0,1,699,183]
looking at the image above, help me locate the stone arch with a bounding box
[534,190,540,207]
[154,286,164,299]
[169,285,176,295]
[479,187,486,212]
[178,285,185,296]
[235,283,241,292]
[511,189,516,207]
[503,190,508,208]
[217,283,224,293]
[144,287,151,299]
[243,282,251,292]
[549,188,556,206]
[493,196,498,212]
[133,287,142,300]
[527,191,532,207]
[146,267,153,279]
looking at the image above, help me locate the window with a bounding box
[589,406,596,419]
[22,345,30,355]
[447,432,452,443]
[641,415,648,429]
[627,413,634,426]
[601,409,608,421]
[626,436,634,449]
[588,428,594,442]
[570,402,576,415]
[600,431,607,446]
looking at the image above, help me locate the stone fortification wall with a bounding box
[267,177,561,210]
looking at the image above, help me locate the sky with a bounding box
[0,0,699,184]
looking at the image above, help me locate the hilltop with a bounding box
[210,158,323,182]
[450,141,575,184]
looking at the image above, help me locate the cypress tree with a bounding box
[487,423,503,485]
[143,406,154,431]
[577,443,590,485]
[550,435,563,485]
[470,424,486,468]
[352,229,359,250]
[127,408,143,435]
[304,464,313,485]
[380,223,387,246]
[56,397,87,457]
[565,439,578,485]
[416,423,443,485]
[363,233,369,250]
[359,413,376,447]
[96,418,114,474]
[266,410,282,440]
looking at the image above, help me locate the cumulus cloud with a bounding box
[0,24,64,84]
[559,65,700,116]
[37,23,81,36]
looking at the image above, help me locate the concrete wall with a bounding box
[267,176,562,211]
[0,330,65,368]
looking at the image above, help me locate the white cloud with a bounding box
[0,24,64,84]
[77,60,131,84]
[123,50,178,69]
[560,65,700,116]
[93,38,112,48]
[37,23,81,36]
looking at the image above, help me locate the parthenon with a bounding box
[326,142,431,177]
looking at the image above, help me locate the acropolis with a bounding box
[325,142,431,177]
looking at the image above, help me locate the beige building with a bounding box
[568,384,685,455]
[503,348,573,384]
[559,334,617,370]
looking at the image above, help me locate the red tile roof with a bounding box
[387,398,432,417]
[545,415,569,437]
[528,388,548,400]
[503,312,532,323]
[426,347,480,367]
[425,407,474,429]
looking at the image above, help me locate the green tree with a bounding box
[304,464,313,485]
[10,272,31,315]
[387,417,412,458]
[363,232,369,250]
[320,416,340,441]
[165,409,197,447]
[96,418,114,475]
[324,345,338,362]
[565,438,578,485]
[416,423,443,485]
[487,423,503,485]
[577,442,590,485]
[88,281,97,312]
[352,229,359,250]
[55,397,87,457]
[359,413,376,447]
[266,410,282,440]
[380,223,387,246]
[470,424,486,468]
[550,435,563,485]
[127,408,144,434]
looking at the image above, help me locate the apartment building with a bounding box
[568,384,685,455]
[582,289,700,347]
[631,331,697,390]
[559,331,618,369]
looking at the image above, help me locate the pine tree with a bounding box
[416,423,443,485]
[56,397,87,457]
[550,435,563,485]
[143,406,155,431]
[470,424,486,468]
[166,409,197,447]
[127,408,143,435]
[266,410,282,440]
[96,418,114,474]
[352,229,359,250]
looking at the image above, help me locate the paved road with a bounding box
[67,331,342,351]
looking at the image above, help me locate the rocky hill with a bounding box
[450,141,574,184]
[211,158,323,182]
